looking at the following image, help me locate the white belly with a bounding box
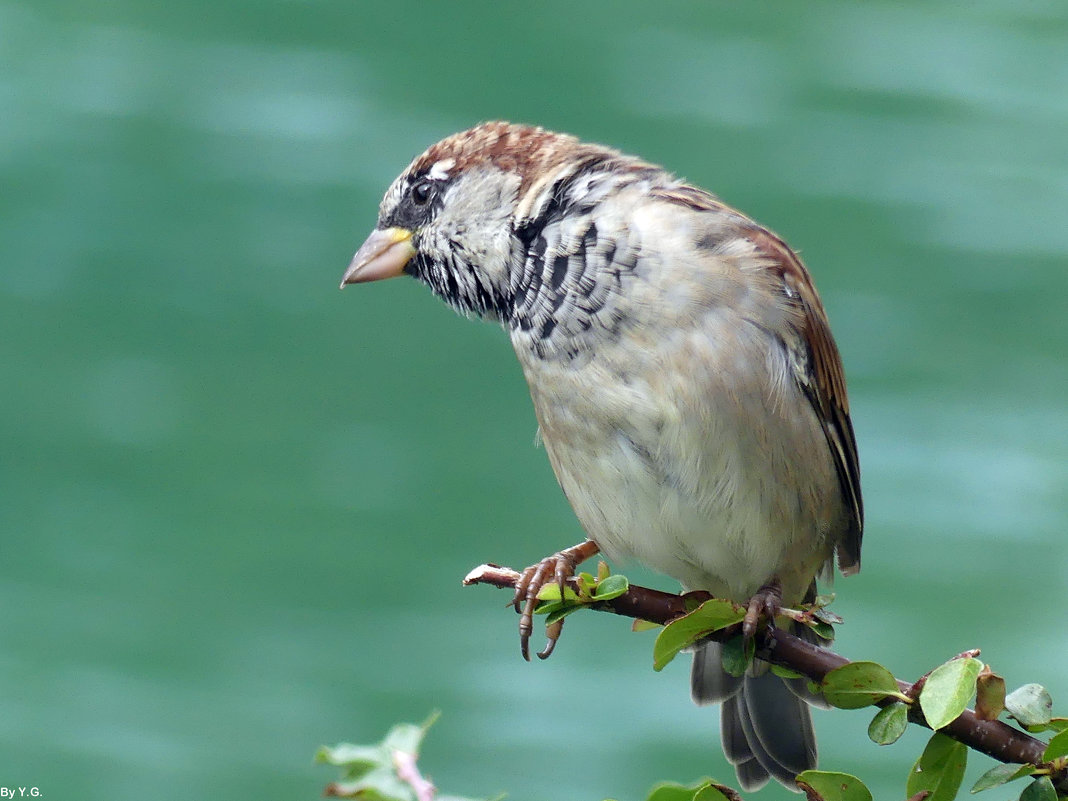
[516,323,843,605]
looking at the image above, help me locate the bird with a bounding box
[340,121,863,792]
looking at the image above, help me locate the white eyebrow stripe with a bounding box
[428,159,455,181]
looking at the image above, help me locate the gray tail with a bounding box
[691,637,818,792]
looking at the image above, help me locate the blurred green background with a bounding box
[2,1,1066,799]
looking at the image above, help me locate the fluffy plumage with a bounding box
[342,121,863,792]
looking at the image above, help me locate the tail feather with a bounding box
[739,670,817,780]
[721,694,771,792]
[784,673,831,710]
[691,639,818,792]
[690,642,742,704]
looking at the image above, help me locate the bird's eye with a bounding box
[410,180,434,206]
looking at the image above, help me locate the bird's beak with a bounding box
[339,227,416,288]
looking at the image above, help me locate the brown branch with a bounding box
[463,563,1062,787]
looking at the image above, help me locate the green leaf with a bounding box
[535,583,581,602]
[795,770,873,801]
[970,762,1036,794]
[1024,717,1068,734]
[543,603,584,625]
[632,618,662,633]
[383,711,438,755]
[820,662,906,709]
[652,599,745,672]
[1018,776,1057,801]
[907,732,968,801]
[920,657,983,730]
[533,599,559,616]
[574,572,594,596]
[317,714,474,801]
[1043,726,1068,761]
[325,764,411,800]
[975,668,1006,721]
[771,664,805,680]
[645,783,694,801]
[691,785,729,801]
[810,620,836,641]
[720,634,753,678]
[592,574,629,600]
[1005,684,1052,728]
[812,609,844,625]
[868,702,908,745]
[315,742,385,774]
[646,780,716,801]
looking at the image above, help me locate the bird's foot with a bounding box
[742,579,783,640]
[513,539,600,661]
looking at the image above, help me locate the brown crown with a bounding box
[409,121,617,196]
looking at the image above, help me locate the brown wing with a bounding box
[652,184,864,573]
[746,226,864,574]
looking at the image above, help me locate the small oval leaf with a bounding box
[811,620,837,641]
[868,702,908,745]
[315,743,384,772]
[592,574,629,600]
[1043,726,1068,761]
[652,599,746,672]
[691,785,729,801]
[771,664,805,680]
[720,634,753,678]
[1018,776,1057,801]
[906,732,968,801]
[544,603,583,625]
[821,662,903,709]
[647,781,713,801]
[970,762,1035,794]
[536,583,581,602]
[632,618,662,633]
[920,657,983,730]
[812,606,844,625]
[1005,684,1052,727]
[795,770,873,801]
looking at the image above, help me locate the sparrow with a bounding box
[341,122,863,792]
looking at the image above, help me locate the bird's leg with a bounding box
[512,539,600,661]
[742,578,782,640]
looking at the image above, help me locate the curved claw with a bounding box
[517,558,557,661]
[537,618,564,660]
[554,559,570,598]
[509,540,601,661]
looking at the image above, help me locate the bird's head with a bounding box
[340,121,629,323]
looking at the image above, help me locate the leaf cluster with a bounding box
[317,713,483,801]
[816,659,1068,801]
[532,560,629,624]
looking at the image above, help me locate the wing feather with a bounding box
[746,227,864,573]
[650,184,863,572]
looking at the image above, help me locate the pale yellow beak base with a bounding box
[339,227,416,288]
